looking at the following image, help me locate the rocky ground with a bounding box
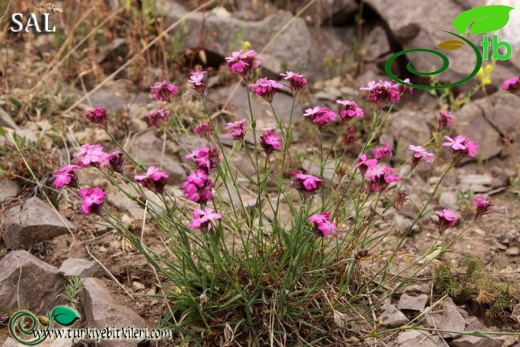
[2,0,520,346]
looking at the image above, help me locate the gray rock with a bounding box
[439,191,458,211]
[397,330,444,347]
[80,278,147,347]
[0,179,20,202]
[425,297,465,338]
[393,215,419,236]
[398,293,428,312]
[106,183,165,219]
[362,26,391,62]
[452,316,503,347]
[378,305,409,328]
[0,250,66,313]
[506,246,520,256]
[59,258,104,278]
[2,197,76,250]
[306,0,358,24]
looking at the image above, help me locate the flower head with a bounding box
[360,80,412,108]
[79,187,106,215]
[308,212,337,237]
[53,165,80,189]
[336,100,364,122]
[150,81,178,102]
[190,207,222,231]
[408,145,433,169]
[474,194,493,220]
[225,49,261,78]
[365,165,400,193]
[374,142,393,160]
[193,122,214,139]
[73,144,105,167]
[186,147,220,172]
[443,135,478,160]
[100,150,124,174]
[145,109,171,127]
[502,76,520,93]
[225,119,247,141]
[303,106,337,131]
[292,172,323,197]
[134,166,170,194]
[182,175,214,204]
[343,127,356,147]
[250,78,284,103]
[85,107,108,128]
[280,71,307,95]
[260,128,282,156]
[438,111,455,131]
[188,71,207,95]
[354,154,378,176]
[435,209,457,233]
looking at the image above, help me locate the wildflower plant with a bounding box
[50,48,498,345]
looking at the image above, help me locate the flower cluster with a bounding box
[336,100,364,123]
[183,147,221,204]
[374,142,393,160]
[145,109,171,127]
[134,166,170,194]
[225,49,261,78]
[443,135,478,160]
[303,106,337,131]
[193,122,214,139]
[84,107,108,128]
[226,119,247,141]
[360,79,412,108]
[438,110,455,131]
[308,212,337,237]
[280,71,307,95]
[365,165,400,193]
[150,81,179,103]
[71,143,124,173]
[250,78,284,103]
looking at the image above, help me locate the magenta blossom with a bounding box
[85,107,108,128]
[182,171,214,204]
[374,142,393,160]
[225,119,247,141]
[438,111,455,131]
[365,165,400,193]
[79,187,106,215]
[53,165,80,189]
[408,145,433,169]
[260,128,282,156]
[308,212,337,237]
[443,135,478,160]
[502,76,520,93]
[280,71,307,95]
[100,150,124,174]
[250,78,284,103]
[336,100,364,122]
[354,154,378,175]
[188,71,207,95]
[303,106,337,131]
[145,109,171,127]
[343,127,356,146]
[73,144,105,167]
[134,166,170,194]
[186,147,220,172]
[435,209,457,233]
[474,194,493,220]
[190,207,222,231]
[225,49,261,78]
[150,81,178,103]
[292,172,323,197]
[360,79,412,108]
[193,122,214,139]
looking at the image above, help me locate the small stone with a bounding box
[133,281,145,290]
[506,246,520,256]
[378,305,409,327]
[398,293,428,312]
[404,283,432,294]
[0,179,20,202]
[439,191,458,211]
[394,215,419,236]
[397,330,443,347]
[59,258,104,278]
[425,297,465,338]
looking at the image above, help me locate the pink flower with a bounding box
[502,76,520,92]
[260,128,282,156]
[150,81,178,102]
[435,208,457,233]
[408,145,433,169]
[182,171,214,204]
[79,187,106,215]
[303,106,337,131]
[292,172,323,197]
[336,100,364,122]
[360,80,411,108]
[443,135,478,160]
[186,147,220,172]
[188,71,207,95]
[438,111,455,131]
[250,78,284,103]
[73,144,106,167]
[225,49,261,78]
[374,142,393,160]
[354,154,378,175]
[134,166,170,194]
[100,150,124,174]
[145,109,171,127]
[85,107,108,128]
[280,71,307,95]
[53,165,80,189]
[225,119,247,141]
[193,122,214,139]
[308,212,337,237]
[190,207,222,230]
[474,194,493,220]
[343,127,356,146]
[365,165,400,193]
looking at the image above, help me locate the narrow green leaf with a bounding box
[453,5,513,34]
[51,306,81,326]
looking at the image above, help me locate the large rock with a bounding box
[2,197,76,250]
[397,330,444,347]
[59,258,104,278]
[0,250,66,313]
[80,278,148,347]
[425,297,465,338]
[304,0,359,24]
[0,179,20,203]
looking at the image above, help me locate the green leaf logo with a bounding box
[453,5,514,35]
[50,306,81,326]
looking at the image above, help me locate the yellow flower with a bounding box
[242,41,251,50]
[477,67,484,77]
[483,77,491,86]
[485,64,493,74]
